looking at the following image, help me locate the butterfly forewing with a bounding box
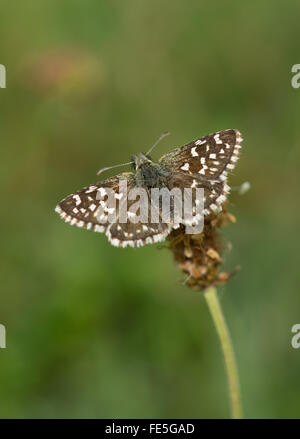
[160,129,241,179]
[55,174,124,232]
[160,129,242,215]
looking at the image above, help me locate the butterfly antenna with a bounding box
[146,131,170,156]
[96,161,133,175]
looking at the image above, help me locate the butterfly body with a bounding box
[55,129,243,248]
[132,153,171,188]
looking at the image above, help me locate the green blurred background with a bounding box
[0,0,299,418]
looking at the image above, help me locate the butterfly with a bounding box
[55,129,243,248]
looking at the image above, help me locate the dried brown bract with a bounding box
[167,206,238,290]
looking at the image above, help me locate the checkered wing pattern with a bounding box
[55,129,243,247]
[55,173,171,248]
[160,129,243,215]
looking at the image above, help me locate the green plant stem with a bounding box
[204,286,243,419]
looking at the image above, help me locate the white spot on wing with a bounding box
[180,163,190,171]
[216,194,227,204]
[86,186,98,194]
[191,146,198,157]
[97,187,107,197]
[94,224,104,233]
[214,134,223,144]
[73,194,81,206]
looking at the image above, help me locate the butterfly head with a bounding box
[132,152,170,188]
[131,152,152,171]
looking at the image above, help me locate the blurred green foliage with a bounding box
[0,0,300,418]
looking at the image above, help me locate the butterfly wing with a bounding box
[160,129,243,215]
[55,172,171,248]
